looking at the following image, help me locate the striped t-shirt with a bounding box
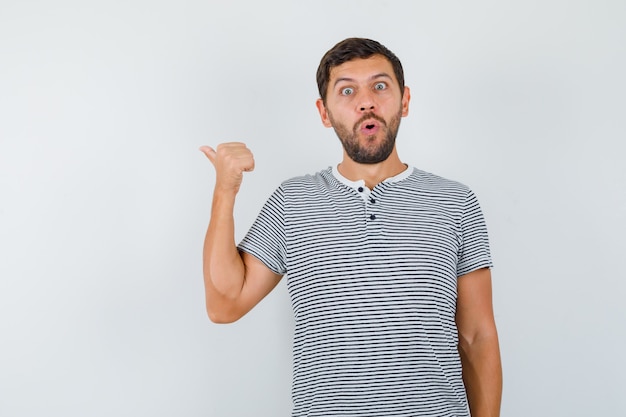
[238,166,492,417]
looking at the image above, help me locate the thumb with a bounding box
[199,146,217,165]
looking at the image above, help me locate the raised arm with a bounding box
[200,143,282,323]
[456,267,503,417]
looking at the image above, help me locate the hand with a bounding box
[200,142,255,193]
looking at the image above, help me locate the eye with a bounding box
[340,87,354,96]
[374,82,387,91]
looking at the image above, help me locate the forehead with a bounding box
[329,54,397,85]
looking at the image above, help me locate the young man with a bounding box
[200,38,502,417]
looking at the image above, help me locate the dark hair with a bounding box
[316,38,405,103]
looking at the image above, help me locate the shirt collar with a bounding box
[331,164,413,191]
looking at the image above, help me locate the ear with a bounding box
[316,98,333,128]
[401,86,411,117]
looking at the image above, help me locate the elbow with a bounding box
[203,275,245,324]
[459,327,498,347]
[206,304,243,324]
[207,310,236,324]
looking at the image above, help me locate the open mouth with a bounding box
[359,120,380,135]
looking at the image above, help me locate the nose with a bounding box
[357,90,375,112]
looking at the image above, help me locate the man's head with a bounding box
[315,38,410,165]
[316,38,405,104]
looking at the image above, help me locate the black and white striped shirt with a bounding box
[239,166,492,417]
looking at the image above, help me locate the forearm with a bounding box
[203,189,246,301]
[459,332,502,417]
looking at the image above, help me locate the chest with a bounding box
[283,189,462,317]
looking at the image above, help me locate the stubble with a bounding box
[329,110,402,164]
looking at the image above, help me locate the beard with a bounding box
[328,110,402,164]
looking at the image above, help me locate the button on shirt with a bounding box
[331,164,413,224]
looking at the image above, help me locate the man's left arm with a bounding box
[456,267,502,417]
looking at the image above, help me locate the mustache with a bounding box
[353,112,386,131]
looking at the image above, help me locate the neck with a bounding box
[337,148,407,189]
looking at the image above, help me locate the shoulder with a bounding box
[279,167,338,192]
[261,168,338,207]
[398,167,472,202]
[409,168,468,190]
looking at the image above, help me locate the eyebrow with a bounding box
[333,72,393,88]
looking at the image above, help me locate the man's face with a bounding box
[316,55,410,164]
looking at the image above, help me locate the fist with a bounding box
[200,142,255,193]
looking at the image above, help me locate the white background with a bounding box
[1,1,625,416]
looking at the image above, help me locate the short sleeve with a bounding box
[457,189,493,277]
[237,186,288,275]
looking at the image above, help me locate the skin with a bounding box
[200,54,502,416]
[457,268,503,417]
[199,142,282,323]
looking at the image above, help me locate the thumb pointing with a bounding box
[199,146,217,165]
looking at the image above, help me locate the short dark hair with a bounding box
[316,38,405,103]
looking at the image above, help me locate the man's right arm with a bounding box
[200,143,282,323]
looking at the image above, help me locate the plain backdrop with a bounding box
[1,1,625,416]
